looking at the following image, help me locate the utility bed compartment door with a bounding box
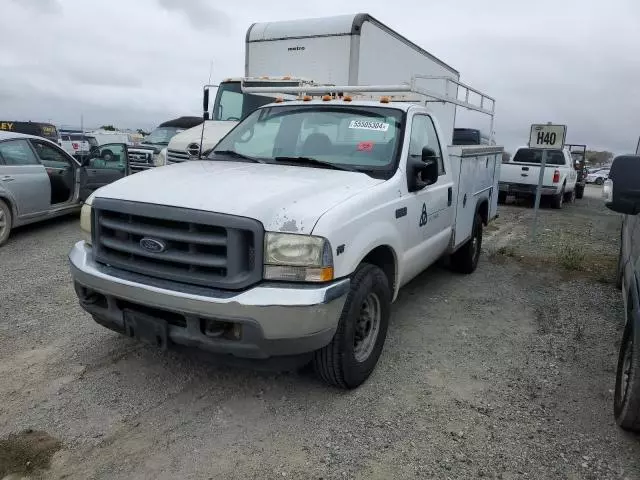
[449,147,502,250]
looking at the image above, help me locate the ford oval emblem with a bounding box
[140,237,166,253]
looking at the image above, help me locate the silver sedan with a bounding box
[0,131,130,246]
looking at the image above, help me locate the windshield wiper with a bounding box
[212,150,265,163]
[274,156,356,172]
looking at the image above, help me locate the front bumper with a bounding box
[69,241,349,359]
[499,182,559,196]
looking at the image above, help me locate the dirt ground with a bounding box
[1,185,639,479]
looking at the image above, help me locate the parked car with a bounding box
[0,131,130,246]
[604,154,640,430]
[498,146,578,208]
[586,169,609,185]
[59,133,99,159]
[127,116,203,172]
[0,120,59,143]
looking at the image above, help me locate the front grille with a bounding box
[128,150,153,170]
[167,149,192,164]
[92,198,264,290]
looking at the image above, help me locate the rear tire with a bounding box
[552,187,564,209]
[596,177,604,186]
[451,213,483,274]
[614,317,640,431]
[313,264,391,389]
[0,199,12,247]
[575,185,585,199]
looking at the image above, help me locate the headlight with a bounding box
[603,179,613,202]
[154,148,167,167]
[264,232,333,282]
[80,193,95,245]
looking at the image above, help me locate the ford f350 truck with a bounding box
[166,12,462,164]
[69,77,502,389]
[498,146,578,208]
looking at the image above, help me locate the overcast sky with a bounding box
[2,0,638,154]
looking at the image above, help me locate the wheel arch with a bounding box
[359,244,398,300]
[0,193,17,220]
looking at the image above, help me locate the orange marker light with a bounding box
[380,96,391,103]
[303,95,312,102]
[343,95,353,102]
[322,95,332,101]
[274,97,284,103]
[282,76,291,80]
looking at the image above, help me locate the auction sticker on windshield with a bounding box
[349,120,389,132]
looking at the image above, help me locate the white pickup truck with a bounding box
[498,146,578,208]
[69,80,501,389]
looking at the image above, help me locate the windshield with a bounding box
[513,148,565,166]
[212,81,297,122]
[144,127,182,145]
[211,105,404,176]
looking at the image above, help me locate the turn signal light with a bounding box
[552,169,560,183]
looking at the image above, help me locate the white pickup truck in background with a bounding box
[69,77,502,389]
[498,146,577,208]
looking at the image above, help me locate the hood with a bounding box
[167,121,237,152]
[130,143,162,154]
[93,160,383,234]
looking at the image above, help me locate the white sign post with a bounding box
[529,123,567,238]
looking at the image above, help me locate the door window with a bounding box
[0,140,40,165]
[408,115,445,176]
[31,141,73,168]
[87,144,127,170]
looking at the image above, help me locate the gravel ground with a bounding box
[1,185,639,479]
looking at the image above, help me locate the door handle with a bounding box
[448,187,452,206]
[0,175,14,182]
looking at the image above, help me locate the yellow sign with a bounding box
[0,122,14,131]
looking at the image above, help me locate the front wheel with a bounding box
[451,213,483,274]
[313,264,391,389]
[0,199,12,247]
[614,319,640,431]
[596,177,604,186]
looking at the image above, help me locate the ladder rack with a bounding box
[242,75,496,140]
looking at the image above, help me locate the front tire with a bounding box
[614,317,640,431]
[596,177,604,186]
[313,264,391,389]
[451,213,483,274]
[0,199,12,246]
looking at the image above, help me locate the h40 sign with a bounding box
[528,123,567,149]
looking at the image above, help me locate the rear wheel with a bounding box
[313,264,391,389]
[552,187,564,209]
[596,177,604,186]
[614,316,640,431]
[0,200,12,247]
[575,185,585,199]
[451,213,483,274]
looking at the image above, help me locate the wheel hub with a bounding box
[353,292,381,363]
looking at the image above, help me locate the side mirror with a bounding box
[605,155,640,214]
[203,87,210,114]
[406,147,439,192]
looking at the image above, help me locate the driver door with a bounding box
[79,143,129,201]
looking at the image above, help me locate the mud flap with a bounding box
[123,311,168,350]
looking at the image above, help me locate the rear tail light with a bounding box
[552,170,560,183]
